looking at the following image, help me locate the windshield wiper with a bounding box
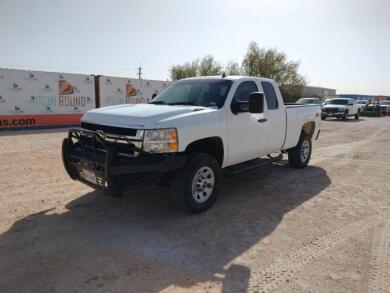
[149,100,167,105]
[168,102,200,106]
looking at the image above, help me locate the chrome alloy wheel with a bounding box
[300,139,310,163]
[192,166,215,203]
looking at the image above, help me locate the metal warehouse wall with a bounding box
[303,86,337,100]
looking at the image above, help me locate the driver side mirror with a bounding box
[249,92,264,113]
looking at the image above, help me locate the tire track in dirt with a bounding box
[368,220,390,293]
[248,214,386,292]
[312,127,389,166]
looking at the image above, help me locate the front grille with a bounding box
[324,108,339,113]
[81,122,137,137]
[78,134,139,156]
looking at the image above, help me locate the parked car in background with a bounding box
[321,98,360,120]
[380,100,390,115]
[355,100,369,111]
[296,98,322,105]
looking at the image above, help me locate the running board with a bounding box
[224,154,283,176]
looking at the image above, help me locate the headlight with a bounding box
[143,128,178,153]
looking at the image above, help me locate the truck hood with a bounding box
[322,104,348,109]
[81,103,207,128]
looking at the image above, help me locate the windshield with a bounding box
[356,101,366,104]
[327,99,349,105]
[151,79,233,108]
[297,98,318,104]
[381,101,390,105]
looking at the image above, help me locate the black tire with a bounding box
[288,133,312,169]
[321,115,326,120]
[355,111,360,120]
[62,138,78,180]
[170,153,220,213]
[342,110,348,120]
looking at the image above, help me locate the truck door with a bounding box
[349,99,358,114]
[226,80,271,166]
[259,81,287,152]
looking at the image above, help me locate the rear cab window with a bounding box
[261,81,278,110]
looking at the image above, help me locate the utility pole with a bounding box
[137,63,143,100]
[137,64,142,80]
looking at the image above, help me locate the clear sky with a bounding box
[1,0,389,95]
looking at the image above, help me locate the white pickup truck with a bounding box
[62,76,321,213]
[321,98,360,120]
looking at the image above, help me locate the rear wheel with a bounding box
[170,153,220,213]
[321,114,327,120]
[355,111,360,120]
[288,133,312,169]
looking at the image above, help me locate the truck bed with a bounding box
[283,104,321,150]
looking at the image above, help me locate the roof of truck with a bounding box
[181,75,275,82]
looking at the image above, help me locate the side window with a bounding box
[261,81,278,110]
[232,81,258,103]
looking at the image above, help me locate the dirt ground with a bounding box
[0,117,389,293]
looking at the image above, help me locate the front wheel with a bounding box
[170,153,220,213]
[288,133,312,169]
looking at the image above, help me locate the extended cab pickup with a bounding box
[62,76,321,213]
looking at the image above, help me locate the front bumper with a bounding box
[321,110,346,117]
[62,128,186,193]
[380,107,390,114]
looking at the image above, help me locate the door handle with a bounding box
[257,118,267,123]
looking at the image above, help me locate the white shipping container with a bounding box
[0,68,95,128]
[0,68,95,115]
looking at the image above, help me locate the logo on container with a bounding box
[83,76,93,84]
[41,106,54,113]
[115,88,124,95]
[9,82,22,92]
[59,80,76,95]
[0,95,6,103]
[41,84,53,92]
[25,72,37,81]
[126,84,137,97]
[10,106,24,114]
[104,78,112,85]
[59,79,90,108]
[69,106,81,113]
